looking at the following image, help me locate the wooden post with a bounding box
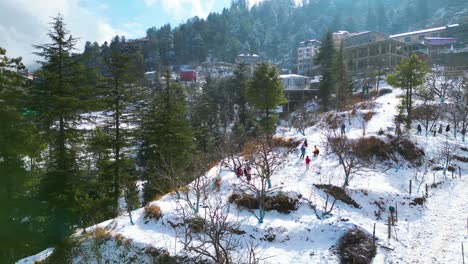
[425,184,428,197]
[388,217,391,239]
[395,202,398,222]
[409,179,412,195]
[460,166,462,179]
[463,242,465,264]
[372,223,376,247]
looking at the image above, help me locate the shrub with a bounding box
[188,216,206,233]
[272,136,299,149]
[363,112,374,122]
[353,137,391,161]
[229,193,260,210]
[392,138,424,165]
[378,88,392,96]
[453,155,468,162]
[264,192,300,213]
[338,229,376,264]
[213,177,221,192]
[314,184,361,208]
[144,205,163,222]
[411,197,426,206]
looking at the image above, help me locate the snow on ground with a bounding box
[18,85,468,264]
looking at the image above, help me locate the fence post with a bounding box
[463,242,465,264]
[388,217,391,239]
[373,223,376,248]
[395,202,398,222]
[409,180,412,195]
[425,184,429,197]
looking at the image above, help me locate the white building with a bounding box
[280,74,311,90]
[297,40,321,76]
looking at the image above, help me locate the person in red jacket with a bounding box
[305,156,311,171]
[236,166,243,177]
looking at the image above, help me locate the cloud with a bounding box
[0,0,125,68]
[155,0,216,19]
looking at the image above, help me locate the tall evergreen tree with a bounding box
[334,43,351,110]
[315,32,336,111]
[140,71,194,203]
[246,62,287,136]
[387,54,429,127]
[31,14,89,240]
[100,36,144,212]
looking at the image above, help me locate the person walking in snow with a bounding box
[303,139,308,148]
[446,124,450,133]
[341,123,346,136]
[245,164,252,183]
[416,124,422,135]
[300,145,306,159]
[236,166,243,178]
[313,146,319,157]
[462,127,466,136]
[305,156,311,171]
[438,124,443,134]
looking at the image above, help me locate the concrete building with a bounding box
[297,39,321,76]
[236,53,261,75]
[390,24,459,44]
[279,74,319,112]
[342,31,411,75]
[332,31,352,47]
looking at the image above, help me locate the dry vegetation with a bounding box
[144,205,163,222]
[338,229,376,264]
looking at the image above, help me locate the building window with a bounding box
[404,37,411,43]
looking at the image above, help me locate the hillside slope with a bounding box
[19,85,468,264]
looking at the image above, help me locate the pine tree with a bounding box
[315,32,336,111]
[100,36,144,212]
[246,62,287,136]
[387,54,429,127]
[32,14,89,240]
[334,43,351,110]
[140,71,194,203]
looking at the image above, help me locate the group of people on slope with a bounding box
[236,163,252,183]
[416,123,466,136]
[300,139,319,171]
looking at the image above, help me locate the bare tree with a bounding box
[325,130,366,188]
[188,199,240,264]
[304,189,337,219]
[426,66,456,103]
[447,77,468,139]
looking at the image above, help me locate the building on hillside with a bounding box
[180,70,197,82]
[343,31,411,76]
[423,37,457,55]
[390,24,459,44]
[236,53,261,75]
[279,74,319,113]
[297,39,321,76]
[332,31,353,47]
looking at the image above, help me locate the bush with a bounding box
[392,138,424,165]
[94,227,111,241]
[188,216,206,233]
[314,184,361,208]
[454,155,468,162]
[378,88,392,96]
[272,136,299,149]
[229,193,260,209]
[265,192,300,213]
[362,112,374,122]
[353,137,391,161]
[144,205,163,222]
[411,197,426,206]
[338,229,376,264]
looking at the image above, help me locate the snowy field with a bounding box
[18,85,468,264]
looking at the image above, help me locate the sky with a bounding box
[0,0,264,68]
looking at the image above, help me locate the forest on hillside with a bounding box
[82,0,468,71]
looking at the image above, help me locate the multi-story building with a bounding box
[390,24,459,44]
[343,31,411,76]
[332,31,353,47]
[236,53,261,75]
[297,39,321,76]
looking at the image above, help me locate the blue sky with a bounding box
[0,0,262,67]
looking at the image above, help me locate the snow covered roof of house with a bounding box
[279,74,310,79]
[390,24,459,38]
[237,53,259,57]
[299,39,321,45]
[423,37,457,46]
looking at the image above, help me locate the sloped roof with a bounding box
[390,24,459,38]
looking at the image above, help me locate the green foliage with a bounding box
[140,72,194,203]
[387,54,429,125]
[246,62,287,136]
[316,32,336,111]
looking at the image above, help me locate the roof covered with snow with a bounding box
[390,24,459,38]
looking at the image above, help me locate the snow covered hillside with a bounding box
[19,85,468,264]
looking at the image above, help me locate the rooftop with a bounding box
[390,24,459,38]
